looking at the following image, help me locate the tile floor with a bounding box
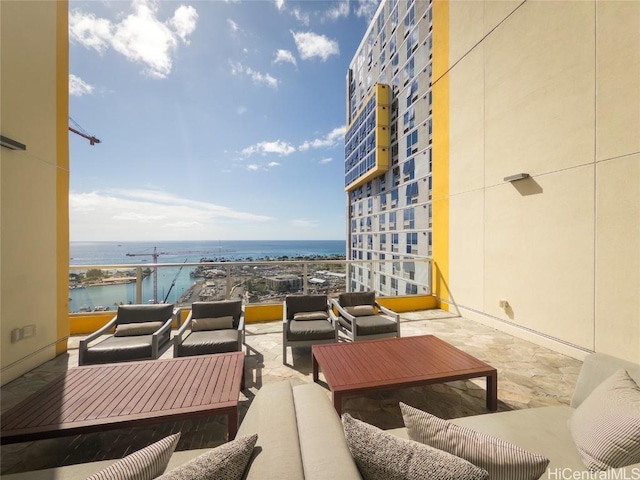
[0,310,583,475]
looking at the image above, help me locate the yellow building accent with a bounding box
[431,0,450,311]
[56,0,70,355]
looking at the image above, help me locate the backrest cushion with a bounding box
[192,316,234,331]
[114,321,164,337]
[571,353,640,408]
[345,305,376,317]
[339,291,375,308]
[192,301,242,329]
[285,295,328,320]
[117,304,174,324]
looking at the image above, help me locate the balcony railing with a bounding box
[69,258,432,314]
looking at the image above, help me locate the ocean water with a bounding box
[69,240,346,312]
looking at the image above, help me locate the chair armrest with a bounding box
[327,307,340,331]
[376,302,400,323]
[151,313,175,358]
[79,314,119,350]
[331,299,355,322]
[175,311,193,339]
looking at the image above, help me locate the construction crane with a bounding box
[126,247,217,303]
[69,117,101,145]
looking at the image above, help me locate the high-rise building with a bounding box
[347,0,639,362]
[345,0,433,297]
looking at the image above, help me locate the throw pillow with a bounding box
[192,316,234,331]
[345,305,376,317]
[342,413,488,480]
[158,434,258,480]
[114,321,164,337]
[569,369,640,471]
[293,311,329,321]
[400,403,549,480]
[87,432,180,480]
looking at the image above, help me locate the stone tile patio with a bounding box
[0,310,583,475]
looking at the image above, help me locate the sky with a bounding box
[68,0,379,242]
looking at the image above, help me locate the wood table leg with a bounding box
[312,352,319,382]
[486,372,498,411]
[228,408,238,440]
[333,392,343,416]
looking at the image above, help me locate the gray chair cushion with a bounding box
[286,295,328,319]
[83,334,170,364]
[339,314,398,336]
[338,291,375,307]
[117,304,174,324]
[177,329,240,356]
[287,320,336,341]
[192,301,242,329]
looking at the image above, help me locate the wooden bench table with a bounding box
[312,335,497,415]
[1,352,244,444]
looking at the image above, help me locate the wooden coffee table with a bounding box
[312,335,497,415]
[1,352,244,444]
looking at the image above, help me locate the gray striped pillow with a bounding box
[400,403,549,480]
[569,369,640,470]
[87,433,180,480]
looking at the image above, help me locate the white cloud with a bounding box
[299,126,345,150]
[290,8,310,26]
[69,189,273,241]
[246,164,260,171]
[237,106,247,115]
[291,31,339,61]
[325,1,350,21]
[69,0,198,78]
[354,0,379,23]
[69,74,94,96]
[274,49,297,66]
[227,19,239,32]
[319,157,333,164]
[229,61,278,89]
[242,140,296,157]
[267,161,281,167]
[274,0,285,10]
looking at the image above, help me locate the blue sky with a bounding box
[69,0,378,242]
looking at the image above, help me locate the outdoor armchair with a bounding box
[173,300,245,357]
[283,294,338,365]
[331,291,400,342]
[79,303,175,366]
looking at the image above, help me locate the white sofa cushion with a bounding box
[400,403,549,480]
[569,369,640,470]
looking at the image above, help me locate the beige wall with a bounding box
[444,0,640,361]
[1,1,69,385]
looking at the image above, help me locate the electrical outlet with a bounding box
[23,324,36,338]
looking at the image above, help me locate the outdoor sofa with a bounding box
[5,352,640,479]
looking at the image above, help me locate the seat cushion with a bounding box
[177,329,240,356]
[287,319,335,341]
[84,334,161,364]
[339,315,397,336]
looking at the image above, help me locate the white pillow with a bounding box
[114,321,164,337]
[400,403,549,480]
[569,369,640,470]
[345,305,376,317]
[87,433,180,480]
[158,434,257,480]
[192,316,234,331]
[342,413,488,480]
[293,311,329,321]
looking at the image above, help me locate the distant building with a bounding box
[265,275,302,292]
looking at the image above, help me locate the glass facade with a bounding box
[345,0,433,296]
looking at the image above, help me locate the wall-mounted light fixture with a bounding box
[504,173,529,182]
[0,135,26,151]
